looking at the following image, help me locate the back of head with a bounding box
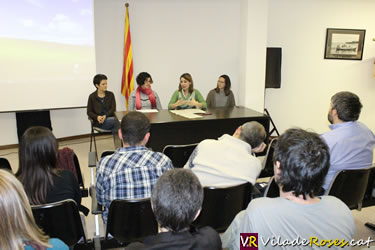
[120,111,151,146]
[136,72,152,86]
[151,169,203,232]
[273,128,330,198]
[93,74,107,88]
[16,126,58,204]
[331,91,362,121]
[239,121,266,148]
[0,169,49,249]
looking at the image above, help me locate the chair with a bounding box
[325,167,373,210]
[104,198,158,246]
[193,182,252,233]
[258,138,278,178]
[31,199,90,248]
[101,150,115,158]
[89,118,112,160]
[162,143,198,168]
[0,157,12,172]
[264,176,279,198]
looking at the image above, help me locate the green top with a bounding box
[168,89,207,110]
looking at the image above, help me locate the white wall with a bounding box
[265,0,375,134]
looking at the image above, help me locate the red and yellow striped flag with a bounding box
[121,3,134,109]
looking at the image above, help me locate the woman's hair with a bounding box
[0,169,50,249]
[93,74,107,88]
[136,72,153,86]
[215,74,232,96]
[16,126,59,205]
[178,73,194,94]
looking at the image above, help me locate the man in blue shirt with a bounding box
[96,111,173,223]
[321,91,375,191]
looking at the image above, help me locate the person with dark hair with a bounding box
[87,74,120,147]
[184,121,266,187]
[128,72,162,111]
[206,75,236,108]
[127,169,221,250]
[168,73,207,110]
[16,126,83,208]
[96,111,173,223]
[322,91,375,191]
[222,128,355,250]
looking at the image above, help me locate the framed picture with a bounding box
[324,28,366,60]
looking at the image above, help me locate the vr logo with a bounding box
[240,233,258,250]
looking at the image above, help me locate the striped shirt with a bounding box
[96,146,173,223]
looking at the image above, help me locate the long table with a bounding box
[115,107,270,153]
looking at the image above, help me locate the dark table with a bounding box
[115,107,270,153]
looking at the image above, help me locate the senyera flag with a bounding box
[121,3,134,109]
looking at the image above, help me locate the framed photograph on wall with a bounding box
[324,28,366,60]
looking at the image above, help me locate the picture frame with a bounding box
[324,28,366,60]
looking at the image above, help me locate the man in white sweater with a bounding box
[184,121,266,187]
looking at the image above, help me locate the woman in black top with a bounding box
[16,126,81,207]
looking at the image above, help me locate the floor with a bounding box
[1,135,375,249]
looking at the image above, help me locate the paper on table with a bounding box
[169,109,206,119]
[136,109,159,113]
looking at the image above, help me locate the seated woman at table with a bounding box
[168,73,207,110]
[128,72,162,111]
[206,74,236,108]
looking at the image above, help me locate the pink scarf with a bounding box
[136,86,156,110]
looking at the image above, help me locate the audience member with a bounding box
[127,169,222,250]
[222,128,355,250]
[96,111,173,223]
[87,73,121,147]
[16,126,82,208]
[184,121,266,187]
[206,74,236,108]
[322,91,375,191]
[168,73,207,110]
[128,72,162,111]
[0,169,68,249]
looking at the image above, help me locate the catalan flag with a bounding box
[121,3,134,109]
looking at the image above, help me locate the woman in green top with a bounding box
[168,73,207,110]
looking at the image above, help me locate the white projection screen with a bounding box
[0,0,96,112]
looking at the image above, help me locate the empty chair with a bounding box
[258,138,278,178]
[325,167,373,210]
[193,182,252,232]
[104,198,158,246]
[31,199,90,248]
[162,143,198,168]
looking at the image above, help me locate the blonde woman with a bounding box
[0,169,68,250]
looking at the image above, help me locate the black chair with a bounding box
[101,150,115,158]
[193,182,252,233]
[162,143,198,168]
[103,198,158,246]
[72,153,88,198]
[264,177,279,198]
[258,138,278,178]
[325,167,373,210]
[89,118,112,160]
[31,199,90,249]
[0,157,12,172]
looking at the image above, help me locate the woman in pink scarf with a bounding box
[128,72,162,111]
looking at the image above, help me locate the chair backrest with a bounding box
[0,157,12,171]
[162,143,198,168]
[259,138,278,178]
[364,164,375,200]
[326,167,372,210]
[264,176,280,198]
[106,198,158,243]
[193,182,252,233]
[101,150,115,159]
[73,153,85,189]
[31,199,86,247]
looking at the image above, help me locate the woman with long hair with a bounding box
[16,126,81,207]
[168,73,207,110]
[206,74,236,108]
[0,169,68,249]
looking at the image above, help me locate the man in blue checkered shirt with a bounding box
[96,111,173,223]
